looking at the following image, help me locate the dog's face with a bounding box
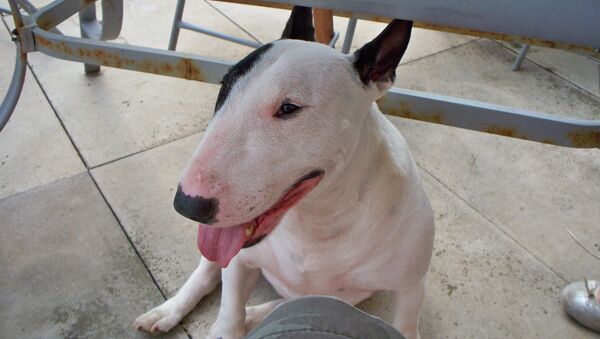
[174,7,413,267]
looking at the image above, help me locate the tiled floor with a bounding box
[1,1,599,338]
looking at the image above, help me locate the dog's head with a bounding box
[174,7,413,267]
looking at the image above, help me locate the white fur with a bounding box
[135,40,434,339]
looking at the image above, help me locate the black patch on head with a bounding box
[214,43,273,114]
[173,185,220,224]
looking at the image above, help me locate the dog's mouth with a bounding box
[197,170,324,267]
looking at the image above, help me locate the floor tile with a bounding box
[0,173,187,338]
[0,20,85,199]
[390,115,600,285]
[501,41,600,98]
[417,172,595,338]
[356,169,596,338]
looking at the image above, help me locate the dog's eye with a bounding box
[274,103,301,119]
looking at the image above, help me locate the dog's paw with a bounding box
[133,302,182,334]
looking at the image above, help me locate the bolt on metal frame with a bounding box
[1,0,599,147]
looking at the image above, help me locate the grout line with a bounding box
[203,0,263,44]
[493,40,600,100]
[88,171,194,339]
[24,37,196,338]
[398,38,479,68]
[26,61,170,292]
[29,61,195,339]
[26,63,91,169]
[88,172,169,300]
[90,129,204,170]
[416,162,570,284]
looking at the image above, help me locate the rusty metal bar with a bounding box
[32,27,233,83]
[378,88,600,148]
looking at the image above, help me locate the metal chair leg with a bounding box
[512,44,530,71]
[0,0,27,132]
[342,17,357,54]
[168,0,186,51]
[78,0,123,73]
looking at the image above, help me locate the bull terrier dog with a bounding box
[134,7,434,339]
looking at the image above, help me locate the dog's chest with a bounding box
[246,234,375,304]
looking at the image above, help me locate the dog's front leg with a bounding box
[134,257,221,333]
[208,257,260,339]
[391,280,425,339]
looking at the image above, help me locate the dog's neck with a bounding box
[283,103,416,240]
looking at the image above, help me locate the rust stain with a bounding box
[36,36,73,55]
[176,58,203,81]
[541,139,556,145]
[36,36,52,48]
[484,125,517,138]
[568,130,600,148]
[385,102,443,124]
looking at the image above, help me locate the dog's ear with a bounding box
[353,19,413,95]
[281,6,315,41]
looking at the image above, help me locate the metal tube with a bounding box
[328,30,339,48]
[168,0,186,50]
[7,0,23,29]
[33,0,95,31]
[597,64,600,91]
[78,3,100,73]
[0,42,27,132]
[342,17,357,54]
[179,21,262,48]
[15,0,36,14]
[0,6,12,14]
[512,44,530,71]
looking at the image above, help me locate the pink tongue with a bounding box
[197,222,250,267]
[196,174,323,268]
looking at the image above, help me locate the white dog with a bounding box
[135,7,434,339]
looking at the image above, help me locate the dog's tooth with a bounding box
[245,224,255,237]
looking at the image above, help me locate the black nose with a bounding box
[173,185,219,224]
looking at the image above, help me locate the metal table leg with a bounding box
[78,0,123,73]
[0,0,27,132]
[512,44,530,71]
[169,0,186,50]
[342,17,357,54]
